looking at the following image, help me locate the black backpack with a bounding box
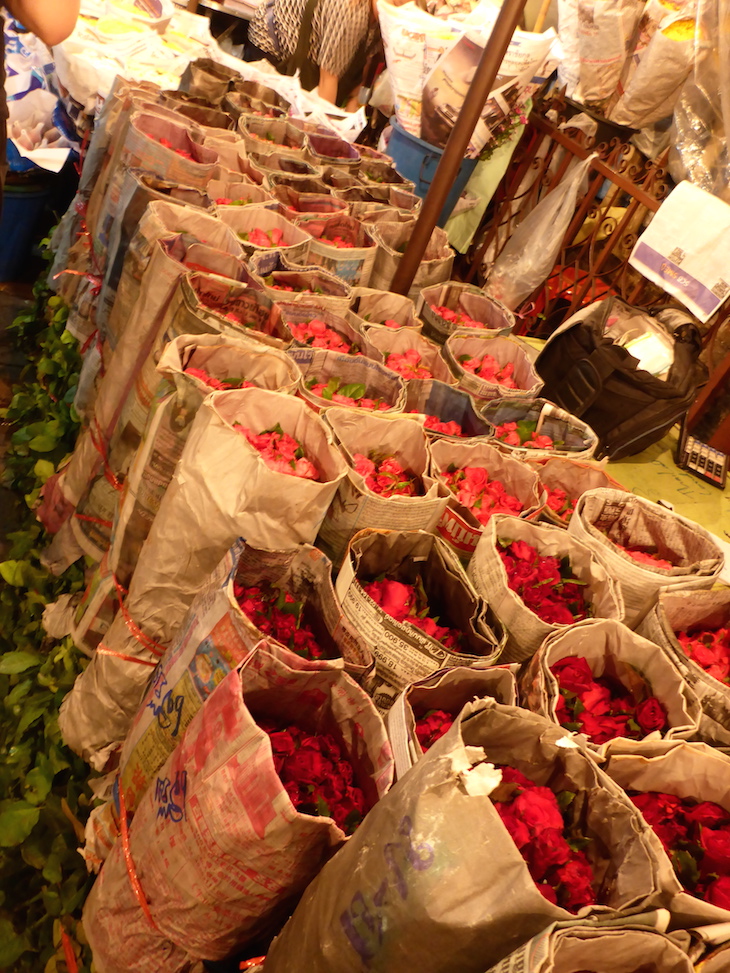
[535,297,707,459]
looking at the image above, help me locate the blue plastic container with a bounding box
[0,181,50,281]
[387,117,479,227]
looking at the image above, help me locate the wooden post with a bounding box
[389,0,529,296]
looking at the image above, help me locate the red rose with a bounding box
[536,882,558,905]
[579,683,612,716]
[500,766,535,791]
[578,712,630,745]
[630,792,689,850]
[685,801,730,828]
[550,656,595,695]
[705,875,730,910]
[282,748,332,784]
[700,827,730,872]
[495,802,531,849]
[524,827,573,881]
[635,697,668,734]
[512,786,564,835]
[552,853,596,912]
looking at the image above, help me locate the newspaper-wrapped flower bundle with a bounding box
[482,398,599,461]
[82,649,393,971]
[337,529,504,710]
[569,488,724,626]
[638,589,730,746]
[519,618,700,751]
[529,457,628,528]
[262,700,668,973]
[468,515,623,662]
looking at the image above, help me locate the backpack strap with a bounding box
[283,0,321,76]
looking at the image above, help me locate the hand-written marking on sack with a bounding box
[145,668,185,738]
[339,816,435,963]
[154,770,188,823]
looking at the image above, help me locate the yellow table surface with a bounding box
[609,427,730,546]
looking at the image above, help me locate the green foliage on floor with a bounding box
[0,270,95,972]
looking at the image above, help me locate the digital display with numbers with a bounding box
[676,424,728,489]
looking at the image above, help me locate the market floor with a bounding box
[0,284,34,559]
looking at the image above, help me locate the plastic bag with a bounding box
[669,0,730,202]
[486,153,596,311]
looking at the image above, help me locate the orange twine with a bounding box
[118,785,160,931]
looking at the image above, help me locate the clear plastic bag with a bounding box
[669,0,730,202]
[486,153,596,310]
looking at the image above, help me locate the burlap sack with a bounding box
[420,281,515,344]
[336,529,505,711]
[263,699,668,973]
[528,457,627,527]
[568,489,724,627]
[481,398,600,461]
[316,408,448,567]
[387,665,519,778]
[291,347,407,414]
[404,379,495,440]
[484,923,695,973]
[247,250,352,314]
[369,222,454,299]
[605,741,730,927]
[366,328,455,385]
[58,389,348,767]
[218,207,311,261]
[429,440,545,564]
[520,617,701,752]
[83,649,394,971]
[468,514,624,663]
[68,334,300,655]
[301,214,378,287]
[638,588,730,746]
[443,333,544,402]
[82,543,375,867]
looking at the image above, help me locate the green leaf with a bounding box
[0,560,30,586]
[42,851,63,884]
[0,919,30,968]
[28,434,58,452]
[33,459,55,483]
[0,650,43,674]
[557,790,576,810]
[0,800,41,846]
[339,382,366,400]
[24,766,53,805]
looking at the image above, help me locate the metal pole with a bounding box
[389,0,529,296]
